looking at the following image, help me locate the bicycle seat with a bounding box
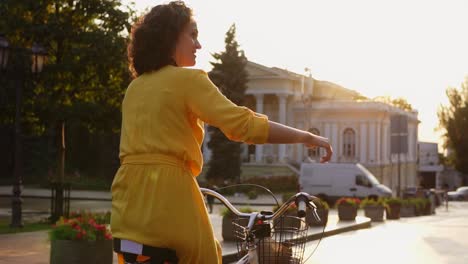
[113,238,178,264]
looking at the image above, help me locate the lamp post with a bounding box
[0,35,47,228]
[301,67,313,160]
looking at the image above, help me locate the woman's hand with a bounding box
[304,133,333,163]
[266,121,333,162]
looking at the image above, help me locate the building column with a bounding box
[369,122,376,164]
[255,94,264,163]
[331,123,338,163]
[376,121,381,164]
[360,122,367,164]
[382,121,389,164]
[278,94,287,162]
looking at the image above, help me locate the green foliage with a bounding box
[0,0,137,181]
[206,24,249,184]
[221,206,253,217]
[335,197,361,208]
[360,197,388,209]
[281,192,296,204]
[373,96,413,111]
[438,79,468,179]
[247,190,258,200]
[385,197,403,205]
[315,199,330,210]
[49,211,111,241]
[244,175,298,193]
[0,219,51,234]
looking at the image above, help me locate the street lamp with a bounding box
[0,35,48,228]
[301,67,313,160]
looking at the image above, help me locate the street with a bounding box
[0,196,467,264]
[304,202,468,264]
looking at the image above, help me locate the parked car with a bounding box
[447,186,468,201]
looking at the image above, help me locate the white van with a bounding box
[299,162,392,203]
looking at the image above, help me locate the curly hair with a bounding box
[127,1,193,78]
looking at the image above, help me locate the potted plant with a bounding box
[335,197,361,221]
[306,199,329,226]
[400,199,416,217]
[360,198,387,222]
[272,203,302,229]
[412,198,429,216]
[221,207,253,241]
[49,211,112,264]
[385,197,402,220]
[421,198,432,215]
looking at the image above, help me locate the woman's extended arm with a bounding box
[267,121,333,163]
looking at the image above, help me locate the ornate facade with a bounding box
[202,61,420,194]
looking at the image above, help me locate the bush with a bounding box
[313,198,330,210]
[360,197,388,210]
[247,190,258,200]
[335,197,361,208]
[221,207,253,217]
[49,211,111,241]
[244,175,298,193]
[385,197,403,205]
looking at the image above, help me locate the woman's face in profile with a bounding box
[174,19,202,67]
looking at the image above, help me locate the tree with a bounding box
[373,96,413,111]
[206,24,248,185]
[0,0,136,181]
[438,78,468,183]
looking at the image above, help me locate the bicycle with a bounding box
[113,188,321,264]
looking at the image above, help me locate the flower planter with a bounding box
[400,204,416,217]
[337,204,358,221]
[363,205,385,222]
[306,208,329,226]
[50,240,113,264]
[386,204,401,220]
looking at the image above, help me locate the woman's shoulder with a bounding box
[171,66,208,78]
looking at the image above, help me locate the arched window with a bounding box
[308,128,321,158]
[343,128,356,158]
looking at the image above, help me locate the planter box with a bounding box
[306,208,329,226]
[50,240,113,264]
[386,204,401,220]
[400,205,416,217]
[337,204,357,221]
[364,205,385,222]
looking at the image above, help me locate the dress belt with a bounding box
[121,153,190,171]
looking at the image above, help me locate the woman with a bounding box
[111,1,333,263]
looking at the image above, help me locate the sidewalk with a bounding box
[0,186,371,263]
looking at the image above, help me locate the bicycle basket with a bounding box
[233,215,308,264]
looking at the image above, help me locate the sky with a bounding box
[126,0,468,150]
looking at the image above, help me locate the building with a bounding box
[417,142,444,189]
[202,61,420,194]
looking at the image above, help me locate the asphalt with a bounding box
[0,186,371,263]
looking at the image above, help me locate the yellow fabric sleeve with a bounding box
[184,70,269,144]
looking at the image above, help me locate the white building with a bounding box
[202,61,420,194]
[418,142,443,189]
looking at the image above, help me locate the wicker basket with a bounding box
[233,215,308,264]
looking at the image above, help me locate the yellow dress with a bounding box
[111,65,269,263]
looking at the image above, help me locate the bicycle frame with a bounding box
[200,188,320,264]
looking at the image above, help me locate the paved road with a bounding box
[303,201,468,264]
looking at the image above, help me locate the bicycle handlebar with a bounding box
[200,188,320,222]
